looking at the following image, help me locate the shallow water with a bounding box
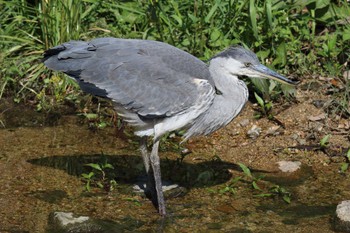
[0,100,349,232]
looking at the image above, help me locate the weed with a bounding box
[81,158,117,192]
[124,198,142,207]
[255,185,291,204]
[340,149,350,173]
[218,162,292,204]
[78,102,113,131]
[1,0,349,106]
[219,176,241,195]
[319,134,331,149]
[254,92,273,120]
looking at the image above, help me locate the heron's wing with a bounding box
[44,38,215,118]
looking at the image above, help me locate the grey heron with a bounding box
[43,37,296,216]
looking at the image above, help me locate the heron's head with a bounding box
[211,46,297,85]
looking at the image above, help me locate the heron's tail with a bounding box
[43,41,95,72]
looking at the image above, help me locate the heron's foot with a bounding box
[133,179,187,199]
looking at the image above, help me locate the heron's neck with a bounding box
[183,61,248,140]
[208,60,248,99]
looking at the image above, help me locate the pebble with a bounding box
[266,126,281,136]
[334,200,350,232]
[181,148,191,155]
[239,119,250,127]
[247,125,261,139]
[277,161,302,173]
[290,133,307,145]
[312,100,325,109]
[53,212,89,226]
[308,113,326,121]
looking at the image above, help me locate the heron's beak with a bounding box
[251,64,297,86]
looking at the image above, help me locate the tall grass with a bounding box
[0,0,349,108]
[0,0,91,104]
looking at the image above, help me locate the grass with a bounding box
[218,163,292,204]
[0,0,349,111]
[81,157,117,192]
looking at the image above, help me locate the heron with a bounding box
[43,37,296,216]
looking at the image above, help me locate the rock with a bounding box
[308,113,326,121]
[312,100,326,109]
[277,161,302,173]
[266,126,282,136]
[338,120,350,130]
[290,133,307,145]
[334,200,350,232]
[239,119,249,127]
[181,148,191,155]
[47,212,125,233]
[247,125,261,139]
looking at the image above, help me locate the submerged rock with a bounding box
[334,200,350,232]
[277,161,302,173]
[47,212,125,233]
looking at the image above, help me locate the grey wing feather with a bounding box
[43,38,215,118]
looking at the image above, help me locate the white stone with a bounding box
[277,161,301,172]
[54,212,89,226]
[336,200,350,222]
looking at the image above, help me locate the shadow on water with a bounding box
[25,147,329,232]
[258,203,336,225]
[258,164,315,187]
[28,155,262,231]
[28,154,249,189]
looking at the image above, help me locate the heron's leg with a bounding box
[150,140,166,216]
[140,137,156,206]
[139,136,150,173]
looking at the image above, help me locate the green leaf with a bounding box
[103,163,114,169]
[171,14,183,27]
[340,163,349,173]
[238,163,252,178]
[283,195,291,204]
[85,181,91,192]
[320,135,330,147]
[328,33,337,51]
[97,181,104,188]
[252,181,261,190]
[98,122,107,129]
[254,193,272,197]
[249,0,258,39]
[254,92,265,108]
[205,3,218,23]
[81,172,94,179]
[342,27,350,41]
[210,28,221,42]
[274,42,287,66]
[84,113,98,120]
[85,163,102,171]
[265,0,273,28]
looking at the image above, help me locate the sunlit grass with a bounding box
[0,0,349,109]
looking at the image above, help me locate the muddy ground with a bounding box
[0,80,349,232]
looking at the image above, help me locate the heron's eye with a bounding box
[244,62,252,67]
